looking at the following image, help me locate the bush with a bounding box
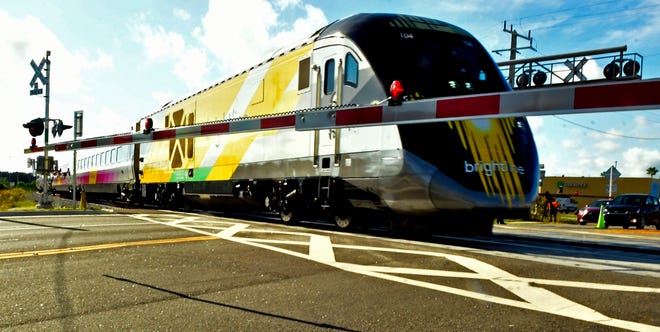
[0,188,35,210]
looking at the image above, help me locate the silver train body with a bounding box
[53,14,539,233]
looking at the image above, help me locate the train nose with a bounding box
[428,170,476,210]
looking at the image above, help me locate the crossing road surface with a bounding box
[1,210,659,331]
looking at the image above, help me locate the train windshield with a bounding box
[322,14,509,98]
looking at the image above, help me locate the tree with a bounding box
[647,166,659,178]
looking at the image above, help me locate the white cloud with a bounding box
[132,19,212,90]
[195,0,278,74]
[527,116,543,132]
[560,138,578,149]
[152,91,175,107]
[173,47,213,90]
[195,0,326,76]
[622,147,660,177]
[594,140,620,153]
[173,8,191,21]
[134,23,185,61]
[275,0,300,10]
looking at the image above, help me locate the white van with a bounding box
[555,197,578,213]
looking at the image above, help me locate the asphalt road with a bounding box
[1,210,658,331]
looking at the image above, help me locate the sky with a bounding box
[1,0,659,178]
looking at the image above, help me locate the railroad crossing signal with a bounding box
[51,119,72,137]
[29,57,48,95]
[23,118,44,137]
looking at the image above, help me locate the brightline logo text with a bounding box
[464,161,525,176]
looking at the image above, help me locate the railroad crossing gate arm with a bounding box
[24,78,660,154]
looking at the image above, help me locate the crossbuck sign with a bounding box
[29,57,47,95]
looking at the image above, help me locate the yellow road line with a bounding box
[0,235,217,260]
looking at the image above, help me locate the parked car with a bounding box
[555,196,578,213]
[603,194,660,229]
[577,198,612,225]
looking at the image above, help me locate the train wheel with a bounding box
[334,213,352,230]
[280,208,296,224]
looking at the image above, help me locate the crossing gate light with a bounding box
[533,71,547,86]
[519,71,547,88]
[623,60,640,77]
[143,117,154,134]
[604,62,620,79]
[516,73,529,88]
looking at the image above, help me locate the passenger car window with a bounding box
[345,53,358,88]
[324,59,335,95]
[298,57,310,91]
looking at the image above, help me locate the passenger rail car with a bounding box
[52,145,137,200]
[53,13,539,234]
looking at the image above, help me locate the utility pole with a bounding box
[492,21,536,86]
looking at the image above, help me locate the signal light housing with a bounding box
[623,60,640,77]
[516,73,530,88]
[23,118,45,137]
[603,62,620,79]
[143,118,154,134]
[389,80,405,106]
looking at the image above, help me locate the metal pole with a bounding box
[608,165,613,198]
[508,29,517,87]
[72,110,83,208]
[72,142,77,208]
[38,50,52,208]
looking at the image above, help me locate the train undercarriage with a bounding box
[55,176,498,235]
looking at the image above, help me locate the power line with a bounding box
[552,115,660,140]
[507,0,621,23]
[510,2,660,34]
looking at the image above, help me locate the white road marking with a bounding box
[135,213,660,332]
[218,223,249,238]
[309,234,336,263]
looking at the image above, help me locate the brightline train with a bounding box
[52,13,539,233]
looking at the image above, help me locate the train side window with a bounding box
[110,148,116,164]
[324,59,335,95]
[344,53,358,88]
[298,57,310,91]
[117,146,125,162]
